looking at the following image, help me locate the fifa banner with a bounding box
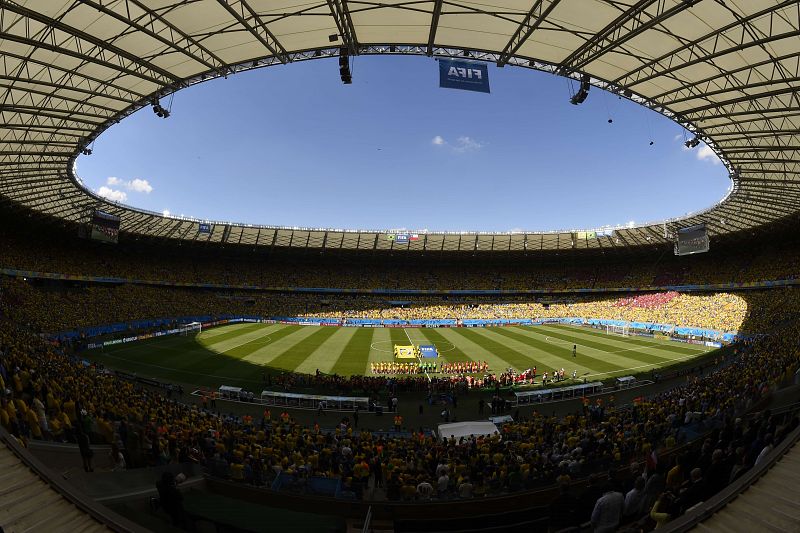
[419,345,439,358]
[394,345,418,359]
[386,233,419,245]
[675,224,709,256]
[576,229,614,240]
[198,223,211,234]
[438,59,490,94]
[86,322,208,349]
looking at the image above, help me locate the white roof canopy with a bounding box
[1,1,798,251]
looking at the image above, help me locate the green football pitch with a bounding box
[85,322,716,390]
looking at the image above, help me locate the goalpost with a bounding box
[606,324,629,336]
[183,322,202,336]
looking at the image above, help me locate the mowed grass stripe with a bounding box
[331,328,375,376]
[388,328,412,346]
[435,328,510,371]
[416,328,472,363]
[403,328,431,348]
[93,349,263,389]
[475,328,597,376]
[489,327,625,374]
[531,325,674,365]
[267,326,341,372]
[551,324,709,355]
[176,324,290,374]
[198,323,266,345]
[179,324,290,370]
[203,324,281,353]
[95,324,267,368]
[512,326,672,371]
[199,322,256,339]
[449,328,542,371]
[545,324,710,360]
[238,325,320,365]
[366,328,392,369]
[294,327,357,375]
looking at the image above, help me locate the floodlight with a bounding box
[684,137,701,148]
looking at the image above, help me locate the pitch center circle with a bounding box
[435,341,456,353]
[370,340,395,353]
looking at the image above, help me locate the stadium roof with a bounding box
[0,0,798,252]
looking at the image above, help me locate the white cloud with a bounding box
[105,176,154,193]
[96,186,127,203]
[696,145,720,164]
[162,209,171,217]
[432,135,485,153]
[128,178,153,193]
[454,136,484,152]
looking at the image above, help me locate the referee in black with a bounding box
[573,344,577,357]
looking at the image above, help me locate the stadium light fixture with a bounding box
[569,74,591,105]
[684,136,700,148]
[151,99,170,119]
[339,48,352,84]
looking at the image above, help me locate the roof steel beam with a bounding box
[651,50,800,103]
[327,0,359,55]
[498,0,562,66]
[0,1,179,85]
[616,1,800,87]
[665,76,800,109]
[0,80,119,115]
[683,85,800,116]
[80,0,230,76]
[426,0,443,56]
[695,106,799,124]
[0,98,109,121]
[0,50,145,103]
[558,0,700,74]
[0,106,102,127]
[214,0,289,64]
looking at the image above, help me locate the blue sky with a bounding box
[77,56,729,232]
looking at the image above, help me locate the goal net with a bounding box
[606,324,629,336]
[183,322,202,336]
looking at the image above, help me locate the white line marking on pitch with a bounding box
[369,340,394,353]
[206,328,274,354]
[582,351,711,379]
[403,327,414,345]
[543,335,643,355]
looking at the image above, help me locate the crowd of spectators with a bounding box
[614,292,679,309]
[304,292,750,332]
[1,278,760,337]
[2,273,800,530]
[2,223,800,292]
